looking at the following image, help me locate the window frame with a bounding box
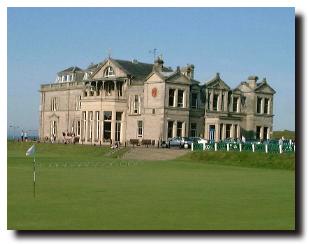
[169,89,175,107]
[103,66,115,77]
[137,120,143,137]
[191,93,198,109]
[177,90,184,108]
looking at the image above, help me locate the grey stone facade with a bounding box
[39,57,275,144]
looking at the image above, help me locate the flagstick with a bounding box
[33,155,36,199]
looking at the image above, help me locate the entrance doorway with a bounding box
[209,125,215,141]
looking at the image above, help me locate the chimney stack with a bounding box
[247,75,258,89]
[154,57,164,72]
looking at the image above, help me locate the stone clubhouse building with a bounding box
[39,56,276,145]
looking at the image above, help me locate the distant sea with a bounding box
[7,131,38,140]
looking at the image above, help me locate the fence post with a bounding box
[203,142,206,151]
[215,143,217,151]
[265,144,268,153]
[279,144,283,154]
[191,142,194,152]
[239,143,242,152]
[227,143,229,152]
[252,144,255,152]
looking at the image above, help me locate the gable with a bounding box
[145,72,164,83]
[165,72,191,84]
[205,74,230,90]
[255,83,276,94]
[206,79,230,90]
[91,59,128,79]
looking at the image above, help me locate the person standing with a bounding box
[21,130,24,142]
[24,131,28,142]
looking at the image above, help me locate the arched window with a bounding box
[103,66,115,77]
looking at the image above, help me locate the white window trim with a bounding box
[104,66,115,78]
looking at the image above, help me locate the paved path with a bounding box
[122,147,189,161]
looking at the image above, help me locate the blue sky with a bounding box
[7,7,295,136]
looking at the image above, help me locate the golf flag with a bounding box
[26,145,35,156]
[26,144,37,198]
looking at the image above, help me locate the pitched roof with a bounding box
[111,59,153,80]
[58,66,83,74]
[85,63,101,71]
[205,73,230,90]
[111,59,173,80]
[255,78,276,94]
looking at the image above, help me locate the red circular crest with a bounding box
[152,87,158,97]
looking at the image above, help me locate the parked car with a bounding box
[169,137,187,148]
[183,137,199,148]
[196,137,208,144]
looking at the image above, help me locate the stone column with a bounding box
[183,90,187,108]
[85,111,89,142]
[205,88,209,110]
[182,122,186,137]
[174,89,178,107]
[205,124,209,140]
[260,126,264,140]
[120,112,125,143]
[79,117,83,142]
[96,111,99,141]
[102,81,105,97]
[237,124,241,139]
[218,90,223,111]
[91,111,95,144]
[261,98,265,114]
[173,121,177,137]
[113,80,117,97]
[210,90,214,111]
[237,97,241,113]
[91,113,94,141]
[101,111,104,142]
[223,91,227,112]
[111,110,116,142]
[230,94,234,112]
[231,124,235,139]
[222,124,226,140]
[98,112,101,142]
[215,123,220,142]
[122,81,125,97]
[95,81,98,96]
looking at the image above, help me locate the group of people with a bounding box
[20,130,28,142]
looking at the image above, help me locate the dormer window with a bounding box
[104,66,115,77]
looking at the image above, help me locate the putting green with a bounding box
[7,141,295,230]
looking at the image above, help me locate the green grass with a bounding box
[180,151,295,170]
[273,130,295,140]
[7,141,295,230]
